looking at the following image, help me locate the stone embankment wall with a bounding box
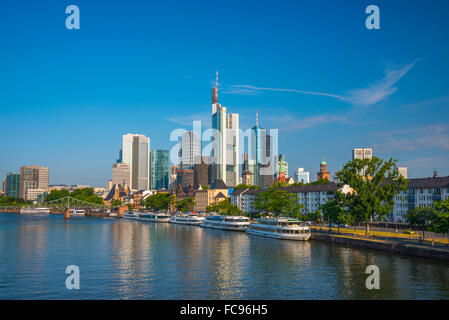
[311,233,449,262]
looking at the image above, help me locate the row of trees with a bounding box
[141,193,196,213]
[45,188,104,205]
[406,200,449,238]
[0,196,31,206]
[206,198,242,216]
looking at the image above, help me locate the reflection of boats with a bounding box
[20,208,50,215]
[123,211,139,219]
[169,212,205,225]
[246,217,311,241]
[138,212,171,223]
[70,209,85,216]
[201,214,250,231]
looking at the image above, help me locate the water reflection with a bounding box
[0,213,448,299]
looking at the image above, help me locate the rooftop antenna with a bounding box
[216,71,218,90]
[256,111,259,127]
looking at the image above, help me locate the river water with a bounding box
[0,212,448,299]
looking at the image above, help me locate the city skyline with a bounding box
[1,0,449,186]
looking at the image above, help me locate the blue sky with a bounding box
[1,0,449,187]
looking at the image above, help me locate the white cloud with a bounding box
[344,59,420,106]
[376,124,449,153]
[281,115,349,131]
[228,60,419,108]
[167,112,211,127]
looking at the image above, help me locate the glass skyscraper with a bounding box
[6,172,20,198]
[122,134,150,191]
[151,150,169,190]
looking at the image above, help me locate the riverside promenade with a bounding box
[310,228,449,262]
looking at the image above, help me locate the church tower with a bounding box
[317,157,330,181]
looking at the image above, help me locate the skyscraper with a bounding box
[122,134,150,190]
[151,150,169,190]
[352,148,373,160]
[194,155,210,187]
[180,131,201,169]
[211,72,239,187]
[19,165,49,199]
[6,172,20,198]
[398,167,408,179]
[251,112,274,186]
[295,168,310,184]
[112,163,131,186]
[169,165,179,186]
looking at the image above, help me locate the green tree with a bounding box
[144,193,173,211]
[0,196,30,206]
[307,178,330,186]
[233,184,261,190]
[45,189,70,201]
[254,187,303,217]
[406,206,436,240]
[71,188,104,205]
[320,192,353,233]
[335,157,408,235]
[111,200,122,206]
[429,199,449,234]
[304,210,321,224]
[206,198,243,216]
[176,197,196,212]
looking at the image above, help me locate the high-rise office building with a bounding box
[19,165,49,199]
[151,150,169,190]
[211,72,239,187]
[352,148,373,176]
[169,165,179,186]
[352,148,373,160]
[194,155,210,187]
[242,153,256,185]
[250,112,274,186]
[180,131,201,169]
[398,167,408,179]
[6,172,20,198]
[295,168,310,184]
[122,134,150,190]
[176,169,194,188]
[112,163,131,186]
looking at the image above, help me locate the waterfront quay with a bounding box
[310,231,449,262]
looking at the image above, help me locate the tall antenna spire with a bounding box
[216,71,218,90]
[212,71,218,105]
[256,111,259,127]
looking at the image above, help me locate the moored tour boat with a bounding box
[246,217,311,241]
[122,211,139,219]
[70,209,85,216]
[201,214,250,231]
[20,208,50,215]
[169,212,205,225]
[138,212,171,223]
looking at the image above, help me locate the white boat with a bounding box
[123,211,139,219]
[201,214,250,231]
[169,213,205,225]
[20,208,50,215]
[70,209,85,216]
[246,217,311,241]
[138,212,171,223]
